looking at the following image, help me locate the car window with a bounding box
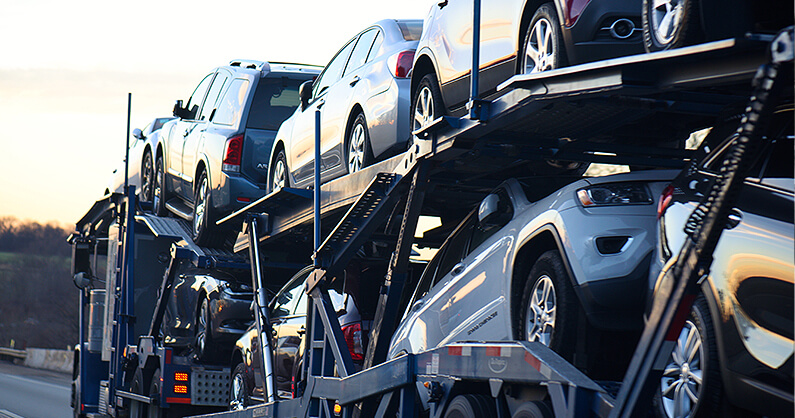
[470,189,513,252]
[406,250,442,315]
[366,31,384,63]
[214,79,250,126]
[199,73,228,121]
[185,73,214,120]
[396,20,423,41]
[435,215,476,284]
[246,78,304,130]
[313,39,356,98]
[760,137,794,189]
[344,29,380,76]
[272,275,306,318]
[153,118,173,131]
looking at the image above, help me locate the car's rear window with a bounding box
[246,77,304,130]
[397,20,423,41]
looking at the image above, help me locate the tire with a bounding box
[347,113,373,175]
[521,3,567,74]
[229,363,253,411]
[653,297,722,418]
[194,298,218,362]
[153,155,169,217]
[269,149,289,193]
[140,150,154,204]
[192,171,224,247]
[148,368,166,418]
[642,0,701,52]
[129,369,146,418]
[443,394,496,418]
[411,73,444,136]
[519,250,578,361]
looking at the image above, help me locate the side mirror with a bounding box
[299,80,313,110]
[478,194,500,226]
[71,239,92,289]
[173,99,190,119]
[132,128,144,140]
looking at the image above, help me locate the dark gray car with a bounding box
[154,61,321,247]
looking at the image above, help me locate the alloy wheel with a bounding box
[273,158,287,191]
[525,275,557,345]
[659,318,703,418]
[525,17,555,73]
[649,0,684,45]
[193,176,208,238]
[230,373,246,411]
[413,85,435,133]
[348,123,366,173]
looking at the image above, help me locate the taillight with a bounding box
[222,135,243,172]
[388,51,415,78]
[341,323,364,361]
[657,184,675,219]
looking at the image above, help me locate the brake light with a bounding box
[341,323,364,361]
[222,135,243,172]
[658,184,675,219]
[388,51,415,78]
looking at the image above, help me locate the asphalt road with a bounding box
[0,361,72,418]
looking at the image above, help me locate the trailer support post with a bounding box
[246,214,276,403]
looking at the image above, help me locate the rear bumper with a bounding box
[564,0,644,64]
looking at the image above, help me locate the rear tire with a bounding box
[411,73,444,136]
[511,401,554,418]
[229,363,253,411]
[642,0,701,52]
[443,394,496,418]
[129,369,146,418]
[347,113,373,174]
[148,368,166,418]
[194,298,218,362]
[269,149,289,193]
[521,3,566,73]
[192,171,225,248]
[140,150,155,204]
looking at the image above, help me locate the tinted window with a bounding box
[200,74,228,121]
[761,138,794,181]
[397,20,423,41]
[313,40,356,98]
[153,118,173,131]
[435,216,475,283]
[214,79,250,126]
[185,73,214,120]
[272,278,305,318]
[246,78,304,130]
[345,29,379,76]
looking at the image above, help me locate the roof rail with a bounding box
[229,59,270,72]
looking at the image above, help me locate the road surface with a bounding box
[0,361,71,418]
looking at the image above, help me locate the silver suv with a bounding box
[154,61,321,247]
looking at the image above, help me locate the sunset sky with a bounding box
[0,0,433,227]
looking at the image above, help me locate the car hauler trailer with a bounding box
[195,29,791,418]
[69,27,792,417]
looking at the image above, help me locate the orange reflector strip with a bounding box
[166,397,191,404]
[174,385,188,394]
[174,372,188,382]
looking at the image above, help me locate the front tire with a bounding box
[521,3,566,74]
[519,250,578,361]
[653,296,722,418]
[642,0,701,52]
[229,363,253,411]
[347,113,373,174]
[194,298,217,362]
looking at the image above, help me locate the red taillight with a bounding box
[657,184,674,219]
[389,51,415,78]
[222,135,243,172]
[341,323,364,361]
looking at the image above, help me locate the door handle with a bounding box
[349,76,360,86]
[451,262,466,276]
[726,208,743,229]
[183,129,190,137]
[297,326,306,336]
[438,0,448,8]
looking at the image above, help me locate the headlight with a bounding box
[223,282,253,294]
[577,183,652,207]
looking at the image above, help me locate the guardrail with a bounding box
[0,347,26,360]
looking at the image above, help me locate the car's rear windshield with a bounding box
[246,77,303,130]
[397,20,423,41]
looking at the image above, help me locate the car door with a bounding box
[269,272,308,398]
[181,71,229,198]
[289,39,357,186]
[169,73,214,197]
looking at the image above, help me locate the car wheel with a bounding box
[192,171,224,247]
[520,250,578,361]
[129,369,145,418]
[153,155,169,217]
[511,401,553,418]
[443,394,496,418]
[148,368,165,418]
[642,0,700,52]
[347,113,373,175]
[194,298,217,362]
[412,73,444,137]
[269,149,289,193]
[140,150,154,204]
[229,363,253,411]
[521,3,566,74]
[653,297,722,418]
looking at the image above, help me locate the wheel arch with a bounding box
[410,52,438,102]
[510,224,577,338]
[517,1,571,72]
[344,104,366,151]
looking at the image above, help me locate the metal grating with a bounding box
[98,380,109,414]
[190,369,230,406]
